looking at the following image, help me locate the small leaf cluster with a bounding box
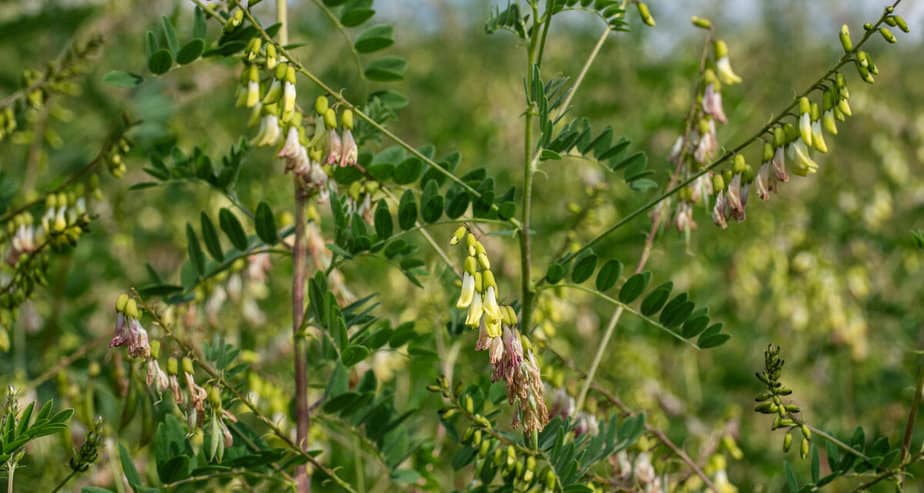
[0,390,75,465]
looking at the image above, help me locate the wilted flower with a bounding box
[694,119,718,164]
[110,295,150,359]
[712,190,728,229]
[146,359,169,392]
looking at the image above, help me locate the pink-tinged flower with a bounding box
[549,388,575,420]
[169,374,182,403]
[725,174,746,222]
[339,129,358,167]
[246,252,272,284]
[573,411,599,437]
[674,202,696,232]
[184,371,208,414]
[127,319,150,359]
[110,312,128,348]
[325,131,342,165]
[755,162,771,200]
[278,127,311,176]
[493,326,524,386]
[475,320,490,351]
[694,119,718,164]
[702,84,727,124]
[712,191,728,229]
[690,173,714,204]
[488,336,504,366]
[146,359,169,392]
[771,147,790,184]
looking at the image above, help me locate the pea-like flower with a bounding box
[714,40,742,85]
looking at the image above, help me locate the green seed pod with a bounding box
[800,424,811,439]
[879,26,897,43]
[894,15,909,33]
[464,395,474,414]
[545,468,556,489]
[800,437,810,459]
[472,429,482,447]
[783,430,793,452]
[839,24,853,52]
[478,437,492,457]
[493,447,504,466]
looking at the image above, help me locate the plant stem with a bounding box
[275,1,311,492]
[50,470,78,493]
[900,326,924,463]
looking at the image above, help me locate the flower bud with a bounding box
[733,154,747,174]
[712,173,725,192]
[450,226,466,245]
[762,142,774,162]
[636,2,655,27]
[265,43,277,69]
[150,339,161,359]
[783,430,793,452]
[691,16,711,30]
[324,108,337,129]
[182,356,194,374]
[124,299,140,319]
[116,293,129,312]
[167,357,178,375]
[315,96,329,115]
[341,109,354,131]
[245,38,262,62]
[839,24,853,52]
[879,27,897,43]
[800,437,810,459]
[894,15,909,33]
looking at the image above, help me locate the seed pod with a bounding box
[636,2,655,27]
[478,437,492,457]
[472,429,482,447]
[800,437,810,459]
[800,424,811,439]
[755,402,777,414]
[462,426,474,444]
[464,395,474,414]
[894,15,909,33]
[783,430,793,452]
[691,16,711,30]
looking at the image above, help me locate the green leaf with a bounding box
[659,294,695,328]
[420,180,443,223]
[630,178,658,192]
[397,190,418,230]
[255,201,279,245]
[373,199,393,239]
[193,7,207,38]
[161,16,179,54]
[394,157,423,184]
[199,212,223,262]
[784,460,799,493]
[119,443,144,489]
[365,56,407,82]
[103,70,143,87]
[546,263,566,284]
[219,208,248,250]
[640,282,672,316]
[619,271,651,304]
[176,38,205,65]
[341,3,375,27]
[186,224,205,276]
[571,252,598,284]
[681,315,710,338]
[355,24,394,53]
[595,259,623,291]
[698,333,730,349]
[811,444,820,483]
[148,49,173,75]
[612,151,645,171]
[445,188,469,219]
[389,322,416,347]
[341,345,371,366]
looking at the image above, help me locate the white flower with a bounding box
[716,57,742,85]
[755,162,771,200]
[278,127,310,175]
[483,286,501,321]
[254,114,280,147]
[456,272,475,308]
[694,120,718,164]
[823,108,839,135]
[245,80,260,108]
[725,174,746,221]
[811,120,828,153]
[790,141,819,176]
[799,112,813,147]
[282,81,296,117]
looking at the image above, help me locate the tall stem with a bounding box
[277,1,310,492]
[575,306,623,412]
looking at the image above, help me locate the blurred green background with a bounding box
[0,0,922,491]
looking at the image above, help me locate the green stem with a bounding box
[575,306,622,412]
[50,470,78,493]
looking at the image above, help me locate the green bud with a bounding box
[798,96,811,115]
[839,24,853,52]
[182,357,194,375]
[116,293,129,312]
[450,226,467,245]
[265,43,277,69]
[341,109,354,130]
[483,270,497,289]
[783,431,793,452]
[636,2,655,27]
[894,15,909,33]
[208,386,222,407]
[884,16,897,27]
[324,108,338,129]
[167,357,178,375]
[464,395,474,414]
[464,256,477,275]
[506,445,516,468]
[733,154,747,174]
[714,39,729,58]
[762,142,774,162]
[800,424,811,439]
[773,127,786,148]
[800,437,810,459]
[712,174,725,192]
[150,340,161,359]
[545,469,556,489]
[315,96,329,115]
[691,16,711,30]
[124,299,139,319]
[879,26,897,43]
[478,437,491,457]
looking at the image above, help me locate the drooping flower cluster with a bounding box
[232,34,365,204]
[110,294,151,359]
[451,226,548,433]
[665,36,743,234]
